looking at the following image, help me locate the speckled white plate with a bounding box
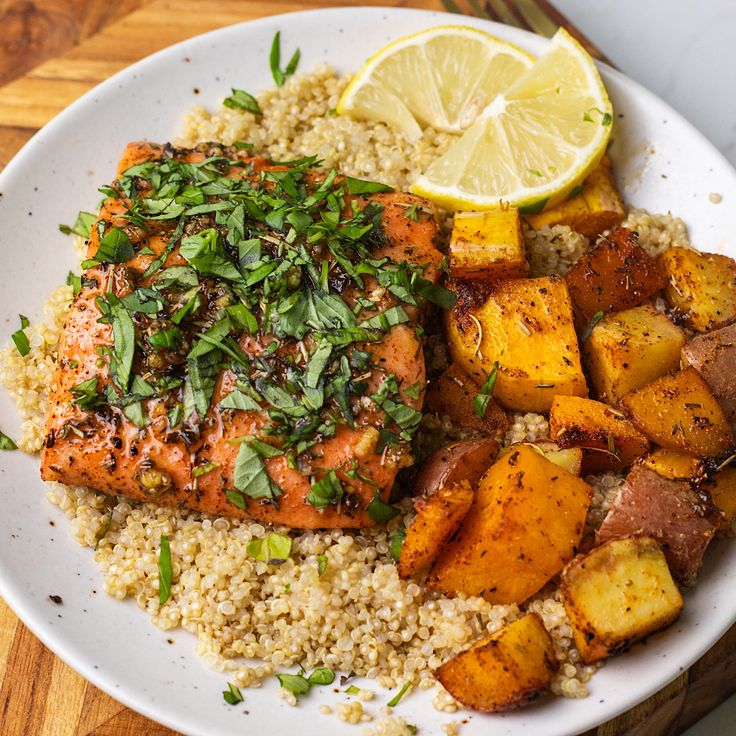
[0,7,735,736]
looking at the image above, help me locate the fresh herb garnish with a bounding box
[366,492,400,523]
[233,440,282,501]
[158,534,173,605]
[60,211,96,238]
[70,377,105,410]
[0,430,18,450]
[223,682,244,705]
[581,310,605,343]
[389,529,406,561]
[472,362,499,419]
[345,684,360,695]
[269,31,301,87]
[66,271,82,296]
[387,681,411,707]
[95,227,134,264]
[223,88,262,115]
[276,667,335,697]
[317,554,328,576]
[11,314,30,356]
[345,177,394,195]
[246,532,292,564]
[306,470,344,509]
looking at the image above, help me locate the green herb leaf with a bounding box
[308,668,335,686]
[246,532,292,564]
[180,228,243,281]
[158,535,173,605]
[306,470,345,509]
[581,310,605,343]
[193,461,218,479]
[155,265,199,290]
[387,681,411,707]
[123,401,149,428]
[11,322,30,356]
[66,211,96,238]
[219,390,261,412]
[346,177,394,195]
[223,88,262,115]
[96,227,134,264]
[0,430,18,450]
[233,441,281,500]
[107,295,136,392]
[389,529,406,561]
[472,362,499,419]
[276,673,311,696]
[149,327,182,351]
[66,271,82,296]
[366,492,400,523]
[317,554,328,576]
[224,489,248,510]
[222,682,244,705]
[70,377,105,411]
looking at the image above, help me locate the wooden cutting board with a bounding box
[0,1,735,734]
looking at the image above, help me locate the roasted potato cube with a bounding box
[659,247,736,332]
[561,536,683,663]
[434,613,557,712]
[427,444,592,603]
[565,228,667,321]
[705,467,736,532]
[450,207,528,280]
[499,441,583,476]
[524,156,625,239]
[446,275,587,412]
[424,363,509,435]
[596,465,719,585]
[398,481,474,578]
[414,439,499,498]
[639,448,708,483]
[681,324,736,424]
[621,367,734,458]
[549,395,649,472]
[583,305,685,404]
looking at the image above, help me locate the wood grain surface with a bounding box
[0,2,734,735]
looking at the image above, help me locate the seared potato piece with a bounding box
[565,228,667,321]
[446,275,587,412]
[424,363,509,435]
[681,323,736,424]
[659,247,736,332]
[435,613,557,713]
[705,467,736,533]
[524,156,625,239]
[584,305,685,404]
[596,465,720,585]
[499,441,583,476]
[561,536,683,664]
[640,448,708,483]
[427,444,592,603]
[549,395,650,472]
[398,481,474,578]
[414,439,499,498]
[621,367,734,458]
[450,207,528,280]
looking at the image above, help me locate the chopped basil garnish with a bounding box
[389,529,406,561]
[308,668,335,686]
[219,390,261,412]
[276,667,335,697]
[223,682,244,705]
[223,88,262,115]
[233,441,282,501]
[106,295,135,392]
[158,534,173,605]
[0,430,18,450]
[345,684,360,695]
[11,315,30,356]
[472,361,499,419]
[366,492,400,523]
[306,470,344,509]
[246,531,292,564]
[70,377,105,410]
[95,227,134,264]
[59,211,96,238]
[269,31,301,87]
[345,177,394,195]
[317,554,328,576]
[66,271,82,296]
[387,681,411,707]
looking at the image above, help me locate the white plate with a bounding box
[0,7,735,736]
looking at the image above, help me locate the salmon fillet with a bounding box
[41,143,448,528]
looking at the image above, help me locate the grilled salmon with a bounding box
[41,142,449,528]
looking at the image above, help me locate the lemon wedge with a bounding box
[337,25,534,141]
[411,28,613,212]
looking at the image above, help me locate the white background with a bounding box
[554,2,736,732]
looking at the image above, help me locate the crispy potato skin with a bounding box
[621,367,735,458]
[414,439,499,498]
[434,613,557,713]
[565,228,667,322]
[424,363,509,436]
[549,395,650,472]
[596,466,720,585]
[427,445,593,603]
[397,481,474,578]
[524,156,625,240]
[584,305,685,404]
[450,207,529,280]
[446,276,587,412]
[681,323,736,425]
[659,247,736,332]
[561,536,683,664]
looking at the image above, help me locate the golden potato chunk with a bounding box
[524,156,625,239]
[397,481,474,578]
[549,395,650,472]
[681,323,736,424]
[424,363,509,435]
[659,247,736,332]
[427,444,592,603]
[414,439,499,499]
[565,228,667,322]
[621,367,734,458]
[584,305,685,404]
[450,207,528,280]
[704,467,736,533]
[499,441,583,476]
[640,448,708,483]
[434,613,557,713]
[561,536,683,664]
[446,275,587,412]
[596,466,719,585]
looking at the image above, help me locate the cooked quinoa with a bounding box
[0,65,694,719]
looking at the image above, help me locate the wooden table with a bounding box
[1,1,735,734]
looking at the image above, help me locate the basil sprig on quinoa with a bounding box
[67,147,453,513]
